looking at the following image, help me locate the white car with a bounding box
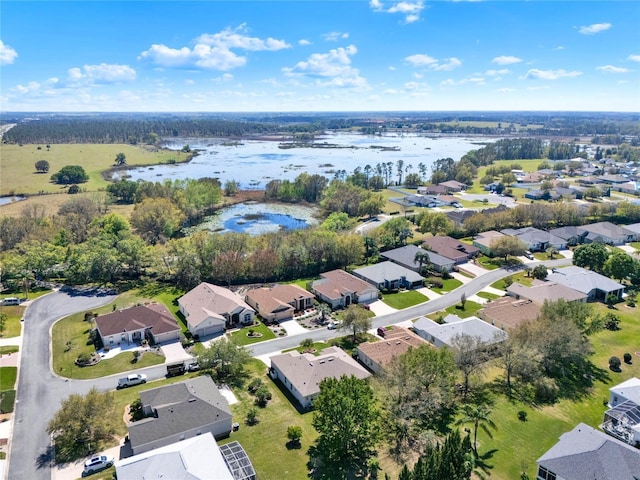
[117,373,147,389]
[83,454,114,475]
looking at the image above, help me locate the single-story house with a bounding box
[356,326,428,374]
[245,284,314,323]
[500,227,567,252]
[546,266,625,302]
[381,244,456,273]
[624,222,640,241]
[549,226,589,246]
[524,189,546,200]
[601,378,640,447]
[127,376,233,455]
[178,283,255,338]
[353,261,425,291]
[115,433,239,480]
[577,221,636,245]
[477,297,542,331]
[536,423,640,480]
[554,186,582,199]
[405,194,438,208]
[447,204,509,226]
[269,346,370,409]
[435,194,459,206]
[421,235,479,264]
[418,184,448,195]
[506,281,588,305]
[599,174,631,184]
[412,315,506,349]
[94,304,181,347]
[472,230,506,257]
[310,269,378,310]
[439,180,467,192]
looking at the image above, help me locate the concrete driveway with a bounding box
[160,341,193,364]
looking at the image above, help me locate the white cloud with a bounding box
[524,69,582,80]
[486,69,509,76]
[299,39,311,46]
[323,32,349,42]
[405,54,437,67]
[68,64,137,84]
[492,55,522,65]
[441,76,485,87]
[283,45,367,88]
[413,72,423,79]
[139,24,289,71]
[596,65,629,73]
[553,46,565,51]
[494,88,515,93]
[184,79,195,85]
[578,23,611,35]
[0,40,18,65]
[527,85,550,91]
[212,73,234,82]
[405,54,461,71]
[370,0,424,24]
[627,54,640,62]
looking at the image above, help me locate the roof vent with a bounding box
[188,397,196,403]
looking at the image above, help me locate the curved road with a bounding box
[7,257,571,480]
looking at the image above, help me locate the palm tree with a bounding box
[414,250,430,275]
[456,403,497,457]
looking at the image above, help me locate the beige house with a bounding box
[269,346,370,409]
[95,303,181,347]
[506,281,588,305]
[478,297,541,330]
[245,284,315,323]
[356,326,428,374]
[311,269,378,310]
[178,283,255,338]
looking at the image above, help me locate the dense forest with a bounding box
[2,111,639,144]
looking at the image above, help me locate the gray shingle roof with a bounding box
[353,261,424,285]
[413,315,506,347]
[547,266,624,296]
[537,423,640,480]
[380,244,454,270]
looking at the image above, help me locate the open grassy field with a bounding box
[0,143,192,197]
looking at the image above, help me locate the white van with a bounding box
[2,297,20,306]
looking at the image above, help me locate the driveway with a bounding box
[457,261,490,277]
[160,341,193,364]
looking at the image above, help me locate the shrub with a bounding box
[246,408,258,425]
[300,338,314,349]
[606,293,619,306]
[247,378,263,394]
[604,313,620,331]
[534,377,559,404]
[624,353,632,364]
[255,386,272,407]
[287,425,303,445]
[517,410,528,422]
[609,356,622,372]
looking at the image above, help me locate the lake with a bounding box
[183,201,320,236]
[119,132,491,189]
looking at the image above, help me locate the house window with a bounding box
[537,466,556,480]
[244,313,252,323]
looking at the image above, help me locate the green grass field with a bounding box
[0,367,17,391]
[430,277,463,293]
[0,143,192,197]
[490,271,533,290]
[382,290,429,309]
[0,346,19,355]
[0,305,23,338]
[229,321,277,346]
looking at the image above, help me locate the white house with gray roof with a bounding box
[115,433,236,480]
[536,422,640,480]
[353,261,424,291]
[269,346,370,409]
[412,315,506,349]
[381,244,456,273]
[178,282,255,338]
[577,221,636,245]
[127,376,233,455]
[500,227,567,252]
[546,266,625,302]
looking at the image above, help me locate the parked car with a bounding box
[1,297,20,306]
[83,454,114,475]
[186,361,200,372]
[117,373,147,389]
[524,251,534,260]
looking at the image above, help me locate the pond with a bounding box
[184,202,320,236]
[119,132,492,189]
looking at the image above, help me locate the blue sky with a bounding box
[1,1,639,112]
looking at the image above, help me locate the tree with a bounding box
[604,251,635,282]
[496,335,540,397]
[196,337,252,386]
[312,375,381,472]
[224,179,240,196]
[456,403,497,457]
[460,292,467,309]
[35,159,50,173]
[0,312,6,336]
[451,334,488,398]
[107,180,139,204]
[114,152,127,165]
[400,430,474,480]
[248,248,279,284]
[573,243,609,273]
[47,388,117,462]
[502,172,517,186]
[609,356,621,372]
[339,304,371,342]
[287,425,303,446]
[130,197,185,245]
[50,165,89,185]
[532,264,548,280]
[414,250,431,275]
[490,235,527,260]
[546,246,559,259]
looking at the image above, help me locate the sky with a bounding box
[1,1,639,113]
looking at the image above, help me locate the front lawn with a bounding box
[229,321,276,346]
[283,341,332,356]
[0,390,16,414]
[477,255,501,270]
[381,290,429,309]
[0,345,19,355]
[476,291,502,301]
[490,271,534,290]
[0,305,23,338]
[0,367,17,390]
[429,277,463,293]
[428,300,483,321]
